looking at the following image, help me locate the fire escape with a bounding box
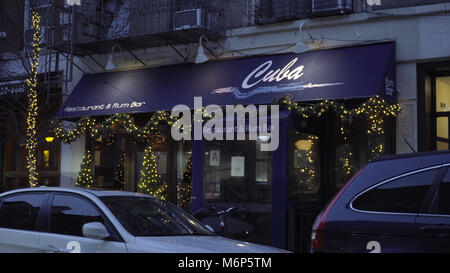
[58,0,234,57]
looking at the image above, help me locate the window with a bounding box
[100,196,214,237]
[352,169,439,213]
[49,194,105,237]
[436,168,450,215]
[0,193,46,231]
[288,132,320,202]
[203,138,272,203]
[435,76,450,150]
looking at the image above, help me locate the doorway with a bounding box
[286,131,322,252]
[417,61,450,152]
[435,76,450,150]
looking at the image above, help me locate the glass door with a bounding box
[287,131,321,252]
[201,137,273,246]
[435,76,450,150]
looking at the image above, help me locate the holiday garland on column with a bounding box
[177,155,192,209]
[25,11,42,187]
[137,144,167,199]
[75,148,95,188]
[113,153,125,190]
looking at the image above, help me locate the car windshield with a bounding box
[100,196,215,237]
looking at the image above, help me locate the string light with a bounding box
[75,148,94,188]
[137,145,167,200]
[51,94,400,195]
[50,112,178,144]
[25,11,42,187]
[113,153,125,190]
[177,155,192,209]
[280,95,401,160]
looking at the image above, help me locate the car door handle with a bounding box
[40,245,70,253]
[420,225,450,234]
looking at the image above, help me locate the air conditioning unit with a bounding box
[312,0,353,16]
[256,0,309,25]
[174,9,211,31]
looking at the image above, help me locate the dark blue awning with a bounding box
[56,42,396,118]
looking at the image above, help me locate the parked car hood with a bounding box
[132,235,290,253]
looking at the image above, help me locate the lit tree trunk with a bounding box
[26,11,41,187]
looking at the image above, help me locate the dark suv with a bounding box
[311,151,450,253]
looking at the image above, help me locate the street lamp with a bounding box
[105,44,121,70]
[293,21,309,54]
[195,35,209,64]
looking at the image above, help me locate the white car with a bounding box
[0,187,288,253]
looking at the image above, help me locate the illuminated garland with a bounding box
[25,11,42,187]
[50,112,177,144]
[75,148,95,189]
[52,95,400,195]
[51,113,176,193]
[279,95,401,159]
[177,155,192,209]
[279,95,401,134]
[137,144,167,200]
[103,133,116,147]
[113,153,125,190]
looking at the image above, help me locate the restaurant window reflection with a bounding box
[334,116,393,192]
[176,141,192,209]
[288,132,320,202]
[202,136,273,245]
[92,129,134,191]
[203,138,272,204]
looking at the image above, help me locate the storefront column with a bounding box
[191,139,204,213]
[60,134,85,187]
[271,116,289,249]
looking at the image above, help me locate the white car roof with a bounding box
[0,187,154,199]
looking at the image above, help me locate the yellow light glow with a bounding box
[295,139,312,151]
[43,150,50,167]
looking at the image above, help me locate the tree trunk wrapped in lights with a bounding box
[26,11,42,187]
[76,148,95,189]
[137,144,167,200]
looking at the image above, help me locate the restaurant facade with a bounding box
[55,41,398,251]
[2,0,450,253]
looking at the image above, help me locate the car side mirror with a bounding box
[82,222,110,240]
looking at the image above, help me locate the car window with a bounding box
[436,167,450,215]
[352,168,439,214]
[50,194,106,237]
[100,196,214,236]
[0,193,46,231]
